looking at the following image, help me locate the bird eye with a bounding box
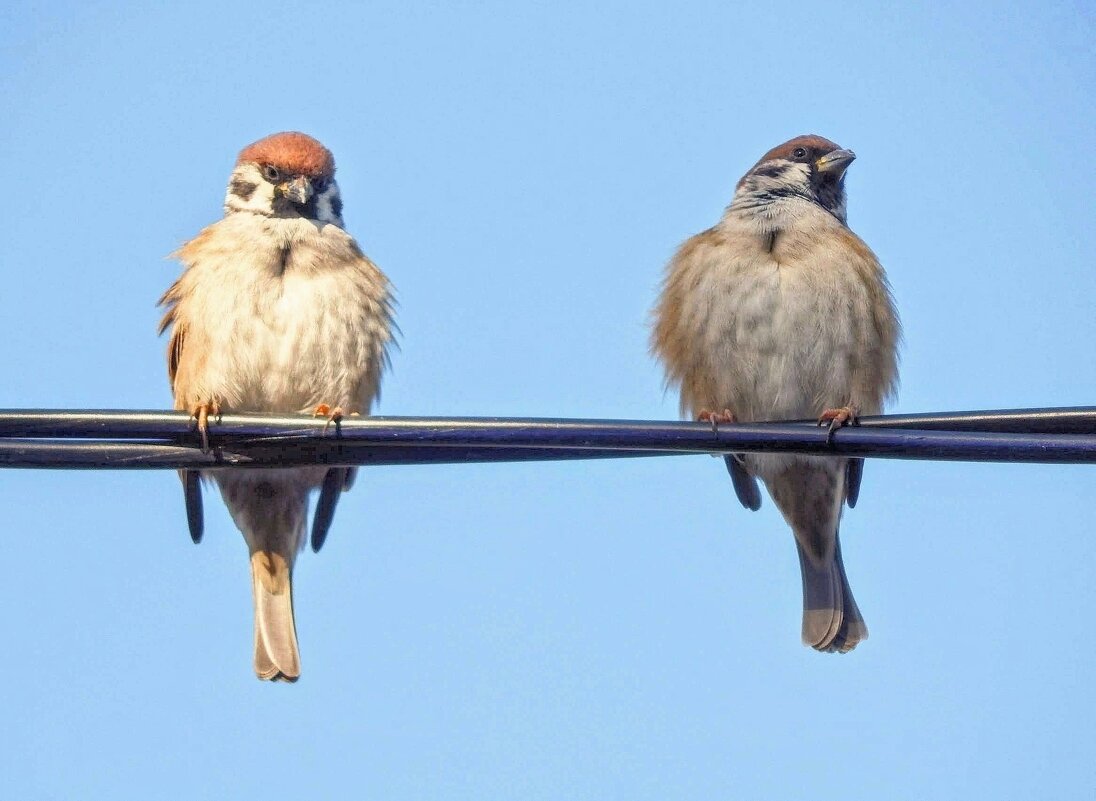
[792,147,808,159]
[262,164,281,182]
[313,176,328,192]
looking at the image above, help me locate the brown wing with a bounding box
[651,226,726,415]
[157,275,210,411]
[165,321,186,392]
[157,279,186,392]
[837,228,901,410]
[159,276,204,543]
[159,226,221,402]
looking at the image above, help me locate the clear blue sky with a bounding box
[2,2,1094,798]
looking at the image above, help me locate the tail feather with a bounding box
[796,540,843,648]
[826,538,868,653]
[767,460,868,653]
[250,550,301,682]
[796,536,867,652]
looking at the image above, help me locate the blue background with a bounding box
[2,2,1094,797]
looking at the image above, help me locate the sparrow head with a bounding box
[224,132,344,227]
[731,135,855,225]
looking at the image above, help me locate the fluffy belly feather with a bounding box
[201,268,371,414]
[694,258,857,422]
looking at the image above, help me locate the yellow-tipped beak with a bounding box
[816,148,856,176]
[279,175,314,205]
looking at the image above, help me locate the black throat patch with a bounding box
[809,172,846,220]
[271,194,320,221]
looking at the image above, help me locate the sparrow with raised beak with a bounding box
[652,135,900,652]
[159,132,394,680]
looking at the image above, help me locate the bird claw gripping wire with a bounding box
[818,405,859,444]
[190,400,221,453]
[698,408,736,434]
[312,405,361,434]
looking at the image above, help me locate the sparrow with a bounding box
[652,135,900,653]
[158,132,394,681]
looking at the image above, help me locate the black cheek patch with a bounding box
[230,179,258,201]
[760,186,800,202]
[330,195,343,219]
[753,164,787,180]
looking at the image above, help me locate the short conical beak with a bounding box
[816,148,856,176]
[280,175,314,205]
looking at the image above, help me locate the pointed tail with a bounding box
[249,550,301,682]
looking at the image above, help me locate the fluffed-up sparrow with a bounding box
[652,135,900,652]
[159,131,394,680]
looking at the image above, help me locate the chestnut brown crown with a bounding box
[237,131,336,179]
[755,135,842,169]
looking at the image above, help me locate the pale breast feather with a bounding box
[162,216,393,415]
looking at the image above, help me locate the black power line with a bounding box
[1,407,1095,469]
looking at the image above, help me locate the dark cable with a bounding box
[0,407,1095,469]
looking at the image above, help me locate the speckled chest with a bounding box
[692,233,864,420]
[192,232,375,412]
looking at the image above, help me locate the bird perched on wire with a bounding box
[159,131,394,681]
[652,135,900,653]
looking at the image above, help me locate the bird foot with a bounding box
[189,400,221,453]
[698,408,736,434]
[312,404,359,433]
[818,405,859,443]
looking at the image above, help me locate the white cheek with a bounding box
[223,164,277,215]
[223,184,277,214]
[249,184,277,212]
[744,162,812,196]
[727,162,821,232]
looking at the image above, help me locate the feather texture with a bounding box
[160,134,393,680]
[653,135,900,652]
